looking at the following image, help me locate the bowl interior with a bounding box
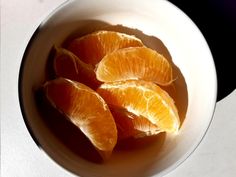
[19,0,217,176]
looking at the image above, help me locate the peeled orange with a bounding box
[97,80,180,134]
[44,78,117,159]
[53,47,101,89]
[96,47,173,86]
[67,30,144,65]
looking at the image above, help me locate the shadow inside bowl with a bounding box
[32,19,188,177]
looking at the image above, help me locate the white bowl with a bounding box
[18,0,217,176]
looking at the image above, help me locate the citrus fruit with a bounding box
[67,30,144,65]
[96,47,173,86]
[109,106,160,140]
[53,47,101,89]
[97,80,180,134]
[44,78,117,159]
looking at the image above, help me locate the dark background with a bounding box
[168,0,236,101]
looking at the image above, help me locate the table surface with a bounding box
[1,0,236,177]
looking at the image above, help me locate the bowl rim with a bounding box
[18,0,218,176]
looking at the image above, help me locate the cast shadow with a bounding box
[168,0,236,101]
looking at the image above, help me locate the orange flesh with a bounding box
[97,80,180,133]
[44,78,117,154]
[96,47,173,86]
[110,106,160,140]
[53,47,101,89]
[67,30,144,65]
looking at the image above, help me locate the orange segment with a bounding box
[96,47,173,86]
[67,30,144,65]
[97,80,180,133]
[44,78,117,159]
[110,106,161,140]
[53,47,101,89]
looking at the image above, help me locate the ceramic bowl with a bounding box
[19,0,217,176]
